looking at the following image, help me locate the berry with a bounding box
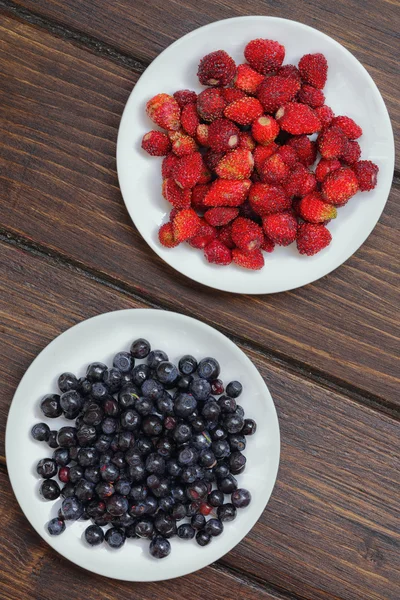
[244,39,285,74]
[172,208,202,242]
[221,88,246,104]
[331,115,362,140]
[105,527,126,549]
[58,372,78,393]
[47,517,65,536]
[224,96,263,125]
[297,84,325,108]
[253,143,279,172]
[40,394,62,418]
[232,248,264,270]
[284,164,317,197]
[146,93,181,131]
[322,167,359,206]
[315,105,335,129]
[277,64,301,83]
[226,381,242,398]
[217,503,237,522]
[207,118,240,152]
[353,160,379,191]
[261,235,275,253]
[40,479,61,500]
[287,135,317,167]
[276,146,298,169]
[263,212,298,246]
[169,130,197,157]
[177,523,195,539]
[161,153,180,179]
[37,458,57,479]
[178,355,197,375]
[231,488,252,508]
[242,418,257,435]
[317,126,347,159]
[238,131,256,151]
[297,223,332,256]
[298,192,337,223]
[149,535,171,558]
[86,362,107,382]
[85,524,104,546]
[315,158,341,183]
[257,75,300,113]
[159,222,179,248]
[191,184,211,211]
[173,152,203,189]
[276,103,321,135]
[215,149,254,180]
[197,88,226,122]
[231,217,263,252]
[173,89,197,108]
[218,224,235,249]
[31,422,50,442]
[203,180,251,207]
[196,531,211,546]
[217,474,238,493]
[181,103,200,137]
[198,357,220,380]
[61,496,84,520]
[234,63,264,94]
[251,116,280,146]
[204,207,239,227]
[197,50,236,86]
[205,518,223,536]
[341,140,361,165]
[141,131,171,156]
[135,518,154,538]
[298,53,328,89]
[260,154,290,184]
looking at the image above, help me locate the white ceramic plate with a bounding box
[6,309,280,581]
[117,16,394,294]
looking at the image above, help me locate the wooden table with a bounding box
[1,1,399,598]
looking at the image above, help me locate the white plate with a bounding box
[6,309,280,581]
[117,16,394,294]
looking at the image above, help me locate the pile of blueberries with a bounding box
[32,338,256,558]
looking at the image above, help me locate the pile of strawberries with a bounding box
[142,39,379,270]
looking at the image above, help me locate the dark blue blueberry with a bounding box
[40,479,61,500]
[205,518,223,537]
[85,466,100,484]
[189,416,206,432]
[94,433,112,453]
[47,430,59,449]
[177,374,193,391]
[197,357,220,380]
[217,503,237,522]
[115,478,131,496]
[131,363,151,387]
[61,496,84,520]
[226,380,242,398]
[201,400,221,421]
[91,382,108,401]
[40,394,62,418]
[95,481,115,499]
[235,405,245,418]
[156,436,174,458]
[156,361,179,387]
[242,418,257,435]
[129,484,148,502]
[102,417,117,435]
[229,451,246,474]
[156,392,174,415]
[177,523,195,540]
[53,448,70,466]
[119,513,135,528]
[69,464,84,483]
[154,512,176,538]
[101,463,119,482]
[120,408,141,431]
[130,338,150,359]
[214,463,230,479]
[102,368,123,393]
[86,362,107,382]
[113,351,134,373]
[82,403,103,427]
[174,393,198,418]
[232,488,251,508]
[158,496,174,513]
[208,490,224,507]
[170,485,186,503]
[191,431,212,451]
[136,436,153,456]
[76,424,97,447]
[173,422,192,445]
[152,478,170,498]
[166,459,182,478]
[198,449,216,468]
[78,377,92,396]
[125,448,143,467]
[61,482,76,498]
[85,524,104,545]
[106,494,129,516]
[58,372,78,393]
[135,518,154,538]
[191,513,206,530]
[75,479,95,503]
[105,527,126,549]
[47,517,65,536]
[178,446,198,466]
[36,458,57,479]
[135,396,154,416]
[145,453,166,475]
[218,395,237,413]
[103,397,120,416]
[142,415,163,437]
[186,481,208,501]
[224,413,244,434]
[178,355,197,375]
[149,536,171,559]
[171,503,187,520]
[129,502,147,517]
[141,378,164,401]
[78,447,98,467]
[144,496,158,515]
[117,431,135,451]
[147,349,168,370]
[218,474,238,494]
[190,378,211,401]
[196,530,211,546]
[180,465,198,484]
[212,439,230,459]
[210,425,227,441]
[229,434,246,452]
[129,463,146,482]
[31,422,50,442]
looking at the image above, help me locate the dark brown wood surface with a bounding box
[0,2,399,599]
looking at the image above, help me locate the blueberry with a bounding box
[78,447,98,467]
[163,416,177,431]
[40,479,61,500]
[232,488,252,508]
[130,338,151,359]
[180,465,198,484]
[105,527,126,549]
[198,449,216,468]
[191,513,206,530]
[212,440,230,459]
[82,403,103,427]
[171,503,187,520]
[218,395,237,413]
[129,484,148,502]
[205,518,224,537]
[187,502,200,517]
[173,423,192,445]
[174,393,198,418]
[201,400,220,421]
[94,514,112,527]
[135,397,154,416]
[146,453,166,475]
[147,349,168,370]
[119,513,135,528]
[166,459,182,478]
[218,474,238,494]
[61,496,84,520]
[129,502,147,517]
[120,372,134,386]
[115,478,131,496]
[106,494,129,516]
[36,458,57,479]
[61,482,76,498]
[189,416,206,433]
[58,372,78,393]
[177,374,193,391]
[75,479,95,503]
[156,436,174,458]
[101,463,119,482]
[235,405,245,418]
[154,512,176,538]
[217,503,237,522]
[144,496,158,515]
[208,490,224,507]
[47,517,65,536]
[94,434,112,453]
[31,422,50,442]
[196,530,211,546]
[53,448,70,466]
[120,408,141,430]
[129,463,146,482]
[111,451,125,470]
[103,397,120,416]
[85,524,104,546]
[203,469,216,483]
[102,368,123,393]
[226,380,242,398]
[149,536,171,559]
[47,430,59,449]
[197,357,220,380]
[229,434,246,452]
[40,394,62,418]
[229,451,246,475]
[141,378,164,401]
[210,426,227,441]
[155,361,179,387]
[131,364,151,387]
[86,362,107,382]
[69,465,84,483]
[117,431,135,451]
[177,523,195,539]
[125,448,143,467]
[214,463,230,479]
[224,413,244,434]
[191,431,212,451]
[112,351,134,373]
[102,417,117,435]
[190,378,211,401]
[170,485,186,503]
[135,518,154,538]
[85,466,100,484]
[136,436,153,456]
[178,355,197,375]
[78,378,92,396]
[186,481,208,501]
[156,392,174,415]
[142,415,163,437]
[152,478,170,499]
[91,382,108,401]
[178,447,198,466]
[242,418,257,435]
[87,500,106,518]
[76,424,97,447]
[95,481,114,499]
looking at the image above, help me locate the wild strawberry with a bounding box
[221,88,246,104]
[203,150,225,172]
[158,222,180,248]
[162,179,192,209]
[232,248,265,270]
[238,201,260,222]
[169,208,179,222]
[315,105,335,129]
[173,152,203,189]
[276,103,321,135]
[253,143,279,172]
[257,76,300,113]
[188,220,217,249]
[203,180,251,207]
[204,240,232,265]
[251,115,280,145]
[197,88,227,122]
[261,235,275,252]
[196,124,209,146]
[321,167,359,206]
[263,212,298,246]
[173,89,197,108]
[238,131,256,151]
[315,158,341,183]
[141,130,171,156]
[284,164,317,197]
[341,140,361,165]
[162,153,180,178]
[197,50,236,86]
[317,125,347,159]
[146,93,181,131]
[218,224,235,249]
[276,64,301,84]
[198,160,212,184]
[276,146,298,168]
[224,97,263,125]
[297,223,332,255]
[244,39,285,74]
[298,192,337,223]
[353,160,379,191]
[172,208,202,242]
[181,103,200,137]
[331,115,362,140]
[215,149,254,180]
[234,64,265,95]
[297,84,325,108]
[191,184,211,211]
[231,217,264,252]
[298,53,328,89]
[204,207,239,226]
[208,118,240,152]
[169,130,198,157]
[249,183,290,216]
[260,154,290,184]
[287,135,317,167]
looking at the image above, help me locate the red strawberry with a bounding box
[172,208,202,242]
[260,154,290,184]
[146,93,181,131]
[188,220,217,249]
[244,39,285,74]
[261,235,275,253]
[162,178,192,209]
[173,89,197,108]
[315,158,341,182]
[158,222,180,248]
[315,105,335,129]
[253,143,279,172]
[203,150,225,172]
[173,153,203,189]
[232,248,264,270]
[181,103,200,137]
[238,131,256,151]
[196,124,209,146]
[141,130,171,156]
[263,212,298,246]
[276,64,301,84]
[257,76,300,113]
[224,97,263,125]
[284,164,317,197]
[221,88,247,104]
[197,50,236,86]
[249,183,290,216]
[234,64,265,95]
[298,192,337,223]
[191,184,211,211]
[341,140,361,165]
[317,125,347,159]
[276,103,321,135]
[204,240,232,265]
[287,135,317,167]
[331,115,362,140]
[353,160,379,191]
[208,118,240,152]
[215,149,254,180]
[231,217,264,252]
[203,180,251,207]
[251,115,280,145]
[169,130,198,157]
[204,207,239,226]
[297,223,331,255]
[298,53,328,89]
[218,224,236,249]
[321,167,359,206]
[162,152,180,178]
[297,84,325,108]
[276,146,298,168]
[197,88,227,122]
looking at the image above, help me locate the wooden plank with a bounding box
[0,240,399,600]
[0,14,399,403]
[8,0,399,161]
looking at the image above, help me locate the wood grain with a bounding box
[0,240,399,600]
[0,14,399,404]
